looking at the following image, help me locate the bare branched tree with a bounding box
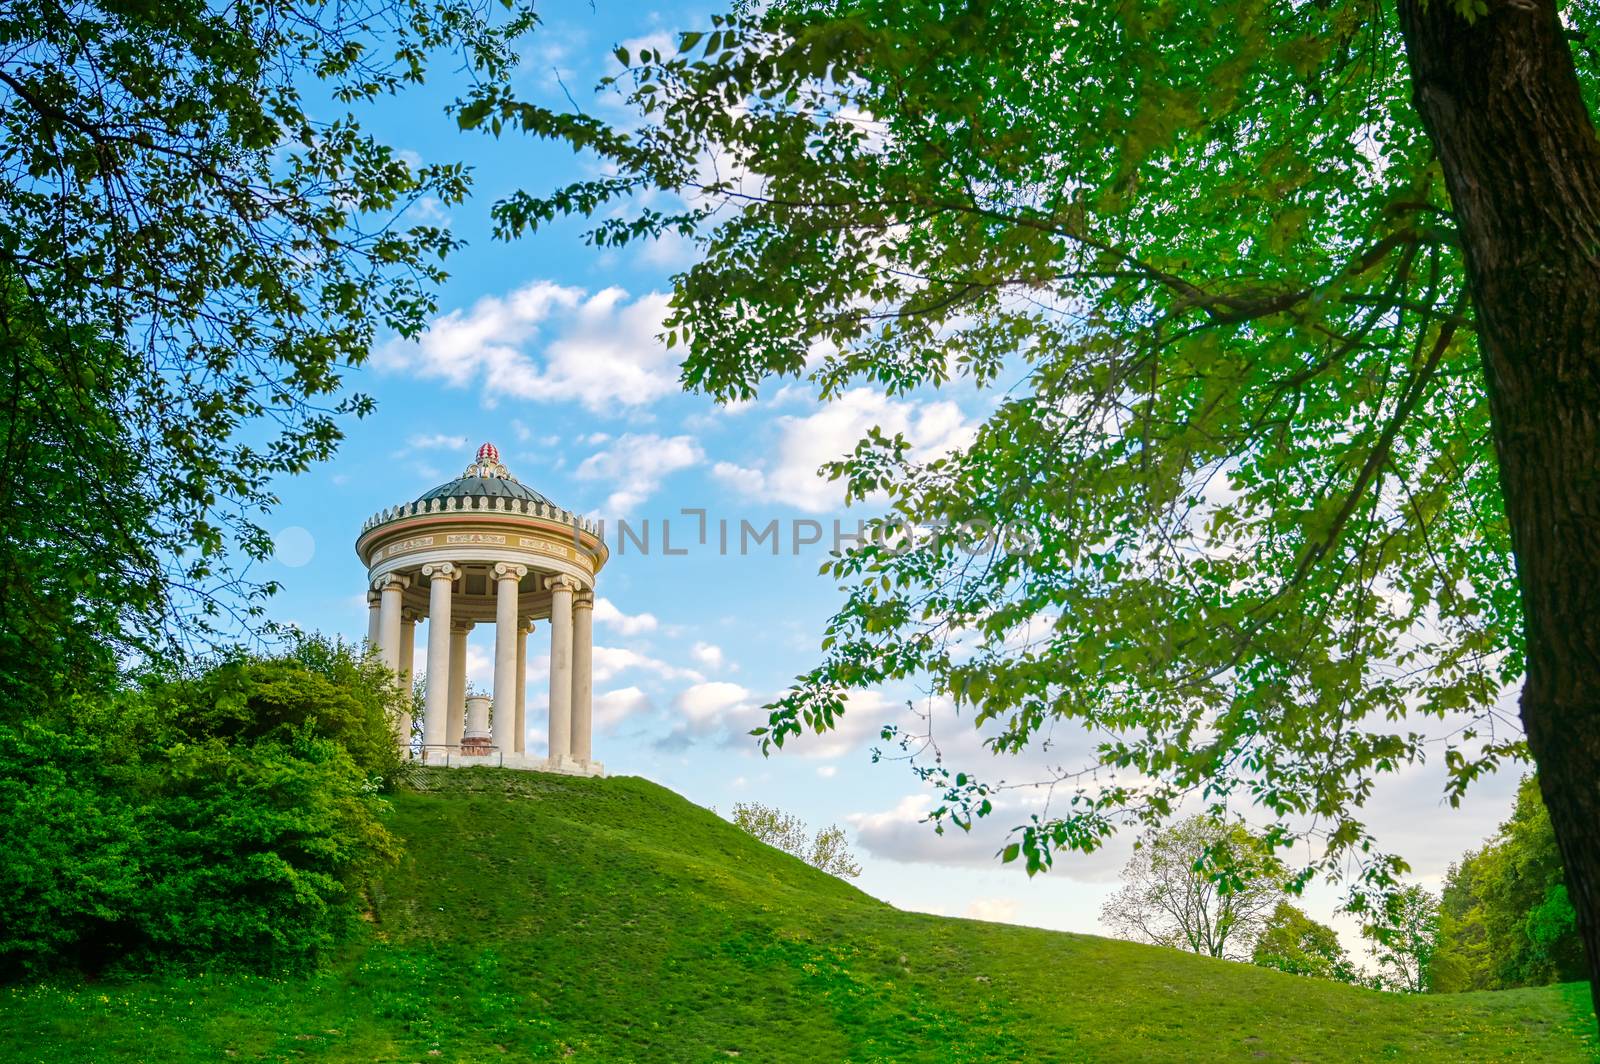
[1102,816,1285,960]
[730,801,862,879]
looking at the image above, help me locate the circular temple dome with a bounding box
[417,475,553,506]
[356,441,604,552]
[413,441,554,508]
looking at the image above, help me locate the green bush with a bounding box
[0,635,403,979]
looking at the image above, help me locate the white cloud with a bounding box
[592,645,703,684]
[847,789,1129,880]
[964,898,1021,924]
[716,388,976,513]
[777,689,900,760]
[616,30,676,66]
[374,282,679,413]
[592,597,659,636]
[675,681,753,724]
[595,686,651,729]
[403,432,468,453]
[817,765,838,778]
[846,794,1030,870]
[577,433,704,514]
[690,641,726,670]
[711,461,766,497]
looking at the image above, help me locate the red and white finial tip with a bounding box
[476,442,499,464]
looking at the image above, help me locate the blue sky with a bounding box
[258,1,1523,944]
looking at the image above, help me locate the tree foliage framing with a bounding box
[474,0,1600,1000]
[0,0,536,678]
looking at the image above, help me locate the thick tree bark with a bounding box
[1397,0,1600,1018]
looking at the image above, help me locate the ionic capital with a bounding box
[573,591,595,611]
[545,574,582,595]
[366,590,381,608]
[493,562,528,583]
[520,616,537,634]
[372,572,410,593]
[451,618,476,634]
[401,608,423,624]
[419,561,459,583]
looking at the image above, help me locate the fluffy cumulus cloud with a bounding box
[847,789,1130,881]
[650,680,760,751]
[373,282,678,413]
[577,433,705,514]
[592,597,659,636]
[778,689,904,760]
[847,795,1005,868]
[592,645,703,684]
[675,681,754,726]
[713,387,976,513]
[594,686,651,729]
[689,641,726,671]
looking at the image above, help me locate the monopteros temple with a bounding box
[357,442,607,775]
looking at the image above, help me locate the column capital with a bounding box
[451,618,476,634]
[521,617,537,634]
[372,572,410,593]
[367,590,381,607]
[420,561,459,582]
[545,573,582,594]
[493,562,528,582]
[573,591,595,611]
[401,608,423,624]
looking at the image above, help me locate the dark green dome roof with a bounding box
[410,442,556,508]
[418,475,552,505]
[358,442,604,545]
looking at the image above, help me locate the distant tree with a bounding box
[1432,776,1584,992]
[1252,903,1359,984]
[1366,885,1440,994]
[1101,816,1284,960]
[730,801,862,879]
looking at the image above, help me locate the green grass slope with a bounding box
[6,769,1596,1063]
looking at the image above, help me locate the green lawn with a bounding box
[6,769,1596,1062]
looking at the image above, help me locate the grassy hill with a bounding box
[5,769,1596,1062]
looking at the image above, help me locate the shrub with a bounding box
[0,635,402,978]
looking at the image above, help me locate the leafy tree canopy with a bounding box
[484,0,1600,921]
[1432,775,1584,992]
[0,0,536,690]
[1252,902,1360,984]
[1365,884,1440,993]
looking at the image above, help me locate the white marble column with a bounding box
[572,591,594,762]
[419,562,457,757]
[515,619,533,754]
[396,611,417,750]
[375,574,408,672]
[492,563,526,756]
[546,575,577,760]
[447,619,472,748]
[366,591,381,651]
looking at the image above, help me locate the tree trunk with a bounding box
[1397,0,1600,1018]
